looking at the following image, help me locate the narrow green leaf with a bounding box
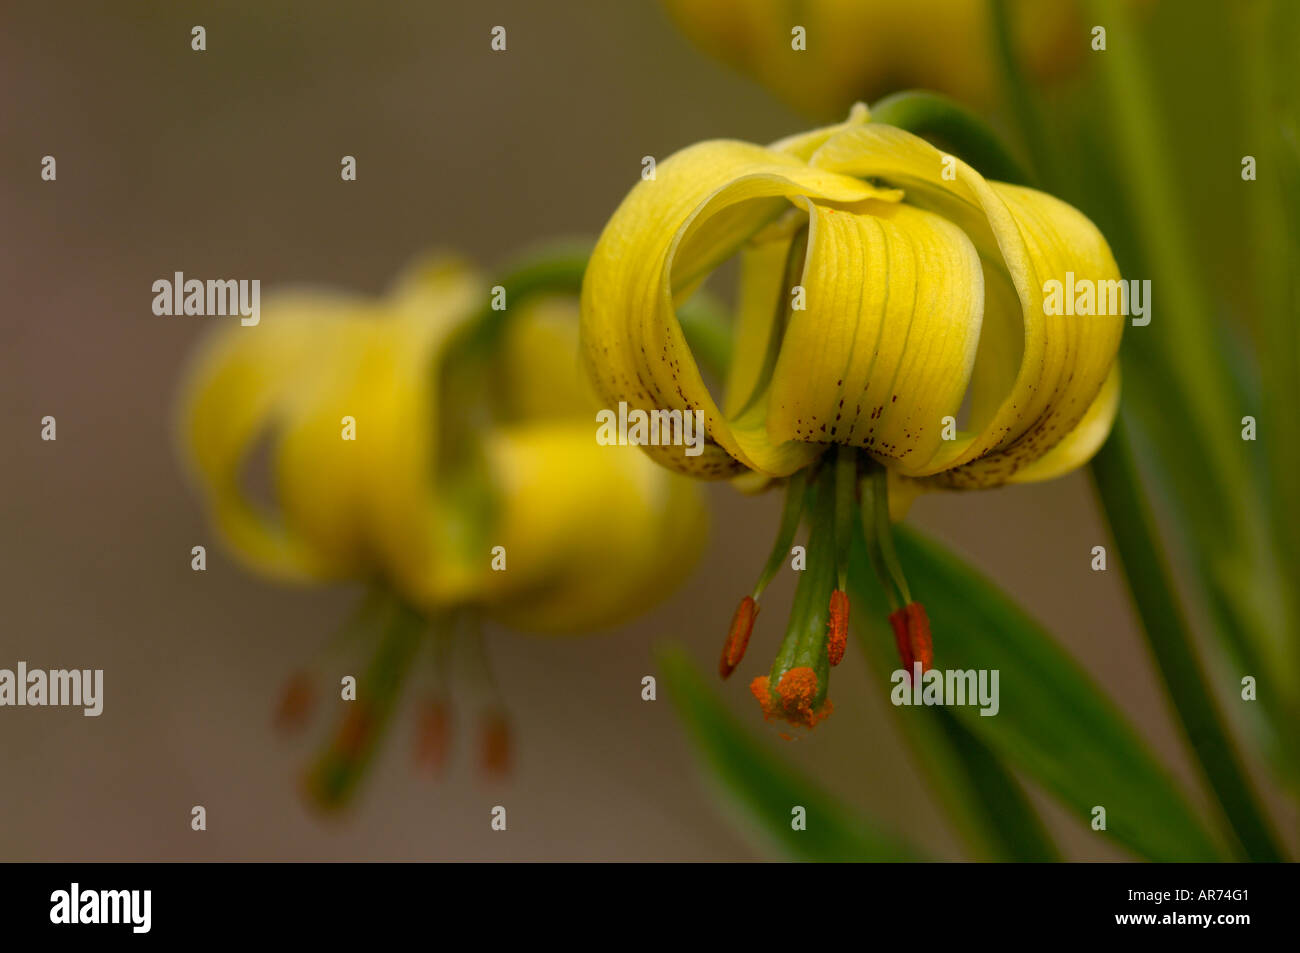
[658,646,925,862]
[1079,0,1300,763]
[849,529,1224,861]
[1091,418,1286,861]
[852,627,1060,862]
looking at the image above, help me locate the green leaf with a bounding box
[657,646,925,862]
[853,626,1060,862]
[849,529,1224,861]
[1090,418,1286,861]
[1075,0,1300,777]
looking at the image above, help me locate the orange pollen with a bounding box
[749,676,778,718]
[415,699,451,774]
[906,602,934,672]
[720,595,759,679]
[481,711,511,780]
[827,589,849,667]
[777,667,819,712]
[274,670,315,734]
[749,667,834,729]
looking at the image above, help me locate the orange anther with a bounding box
[481,711,511,780]
[906,602,933,672]
[889,607,914,675]
[720,596,759,679]
[827,589,849,666]
[274,670,315,734]
[415,699,451,774]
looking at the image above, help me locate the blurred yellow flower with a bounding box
[662,0,1083,117]
[178,254,706,801]
[181,255,704,629]
[581,105,1123,726]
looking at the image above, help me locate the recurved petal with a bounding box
[480,421,708,632]
[581,138,899,480]
[808,123,1123,485]
[764,198,984,473]
[1006,364,1121,484]
[178,295,357,581]
[271,311,395,577]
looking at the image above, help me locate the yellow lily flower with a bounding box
[662,0,1083,117]
[581,105,1123,728]
[178,255,706,802]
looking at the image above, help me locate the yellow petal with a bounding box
[1006,364,1121,484]
[495,296,601,423]
[808,124,1124,486]
[480,422,708,632]
[177,295,358,581]
[581,138,900,479]
[764,198,984,474]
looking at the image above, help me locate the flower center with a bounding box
[717,446,933,728]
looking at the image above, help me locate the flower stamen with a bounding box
[717,470,807,679]
[274,670,315,734]
[827,589,849,666]
[720,595,758,678]
[415,698,452,774]
[481,710,511,780]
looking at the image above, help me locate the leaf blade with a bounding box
[658,645,925,862]
[850,528,1224,862]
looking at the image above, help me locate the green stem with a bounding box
[986,0,1059,187]
[303,595,427,811]
[1242,0,1300,702]
[1090,418,1284,861]
[990,0,1290,855]
[1081,0,1300,790]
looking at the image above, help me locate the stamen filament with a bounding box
[719,471,807,679]
[859,470,903,611]
[868,466,912,604]
[275,588,388,734]
[303,596,425,811]
[751,469,809,599]
[832,445,857,592]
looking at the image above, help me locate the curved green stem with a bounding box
[1090,417,1285,861]
[986,0,1059,187]
[984,0,1290,856]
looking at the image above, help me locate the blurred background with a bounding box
[2,0,1291,860]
